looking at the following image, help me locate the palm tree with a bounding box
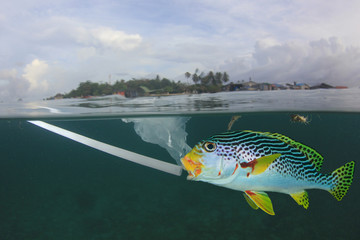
[192,68,200,84]
[215,72,223,85]
[222,72,229,84]
[192,73,199,84]
[201,74,210,85]
[208,71,216,85]
[185,72,191,85]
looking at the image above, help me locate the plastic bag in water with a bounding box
[122,117,191,166]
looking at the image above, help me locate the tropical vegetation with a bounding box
[54,69,230,99]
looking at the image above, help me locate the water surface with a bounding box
[0,90,359,239]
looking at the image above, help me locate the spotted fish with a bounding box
[181,130,355,215]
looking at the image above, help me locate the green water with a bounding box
[1,112,359,240]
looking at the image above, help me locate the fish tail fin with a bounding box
[329,161,355,201]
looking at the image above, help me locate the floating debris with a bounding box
[290,114,310,124]
[227,115,241,130]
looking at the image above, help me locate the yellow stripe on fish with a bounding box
[181,130,355,215]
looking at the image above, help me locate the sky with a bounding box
[1,0,360,100]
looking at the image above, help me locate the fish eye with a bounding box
[203,142,217,152]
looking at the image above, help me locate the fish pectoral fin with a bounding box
[248,153,281,175]
[290,191,309,209]
[244,190,275,215]
[243,193,259,210]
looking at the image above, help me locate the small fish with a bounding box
[227,115,241,131]
[290,114,310,124]
[181,130,355,215]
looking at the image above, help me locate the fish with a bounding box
[181,130,355,215]
[290,114,310,124]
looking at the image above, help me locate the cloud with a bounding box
[283,0,360,45]
[228,37,360,87]
[69,22,143,53]
[0,68,30,100]
[0,59,53,100]
[89,27,142,51]
[77,47,97,61]
[1,13,144,65]
[1,0,360,100]
[22,59,49,91]
[0,11,147,100]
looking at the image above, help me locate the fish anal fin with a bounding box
[243,193,259,210]
[245,190,275,215]
[240,154,281,175]
[290,191,309,209]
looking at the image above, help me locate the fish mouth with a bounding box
[181,151,204,180]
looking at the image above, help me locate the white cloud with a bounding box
[0,68,30,100]
[1,0,360,100]
[255,38,282,50]
[89,27,142,51]
[22,59,49,91]
[228,37,360,87]
[0,11,147,100]
[69,23,143,52]
[284,0,360,45]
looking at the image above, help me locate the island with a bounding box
[48,70,348,100]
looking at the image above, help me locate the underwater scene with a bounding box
[1,90,360,240]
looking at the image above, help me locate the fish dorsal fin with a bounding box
[243,193,259,210]
[244,131,324,171]
[290,191,309,209]
[244,190,275,215]
[240,154,281,175]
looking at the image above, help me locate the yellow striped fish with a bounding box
[181,130,355,215]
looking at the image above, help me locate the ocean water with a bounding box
[1,89,359,240]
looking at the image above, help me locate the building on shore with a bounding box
[242,80,258,91]
[286,82,310,90]
[222,80,345,92]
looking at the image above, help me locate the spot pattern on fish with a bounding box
[182,130,355,215]
[205,130,329,184]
